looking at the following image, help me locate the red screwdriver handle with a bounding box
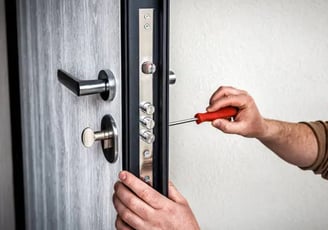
[194,107,238,124]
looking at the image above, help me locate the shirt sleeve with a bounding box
[299,121,328,180]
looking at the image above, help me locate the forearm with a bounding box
[257,119,318,167]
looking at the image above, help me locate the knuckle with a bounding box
[116,219,127,230]
[139,188,151,201]
[179,197,188,205]
[238,88,248,95]
[164,204,176,215]
[121,211,132,224]
[115,182,124,194]
[126,196,137,209]
[116,216,132,230]
[145,208,155,220]
[244,93,252,101]
[112,192,120,204]
[114,181,120,191]
[112,197,119,210]
[112,193,115,203]
[219,122,228,131]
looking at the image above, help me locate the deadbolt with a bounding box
[81,114,118,163]
[142,61,156,74]
[140,116,155,129]
[140,129,155,144]
[57,69,116,101]
[169,70,176,85]
[140,102,155,115]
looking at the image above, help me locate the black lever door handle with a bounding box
[57,69,116,101]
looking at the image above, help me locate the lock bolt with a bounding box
[140,102,155,115]
[142,61,156,74]
[140,130,155,144]
[140,116,155,129]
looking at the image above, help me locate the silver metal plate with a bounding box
[139,8,154,185]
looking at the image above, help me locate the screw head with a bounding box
[144,176,151,183]
[144,14,151,20]
[144,23,151,30]
[143,150,152,158]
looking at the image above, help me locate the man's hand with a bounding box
[113,171,200,230]
[207,86,267,138]
[207,86,317,167]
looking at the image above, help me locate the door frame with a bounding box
[5,0,25,229]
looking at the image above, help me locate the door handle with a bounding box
[57,69,116,101]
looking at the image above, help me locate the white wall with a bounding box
[170,1,328,229]
[0,0,15,229]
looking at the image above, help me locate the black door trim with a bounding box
[5,0,26,229]
[121,0,170,196]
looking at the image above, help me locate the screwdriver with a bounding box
[169,106,238,126]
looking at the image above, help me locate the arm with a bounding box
[207,86,317,168]
[113,171,200,230]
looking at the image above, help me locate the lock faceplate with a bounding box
[122,0,169,196]
[139,8,154,185]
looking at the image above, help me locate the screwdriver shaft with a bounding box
[169,117,197,126]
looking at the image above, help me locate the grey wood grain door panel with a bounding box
[17,0,121,229]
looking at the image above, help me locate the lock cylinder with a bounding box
[81,114,118,163]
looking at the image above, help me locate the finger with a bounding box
[212,118,246,135]
[168,181,187,204]
[113,192,144,229]
[207,94,248,112]
[208,86,247,106]
[119,171,168,209]
[114,181,154,220]
[115,215,134,230]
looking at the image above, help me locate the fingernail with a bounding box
[119,171,127,181]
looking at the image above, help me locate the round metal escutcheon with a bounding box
[101,114,118,163]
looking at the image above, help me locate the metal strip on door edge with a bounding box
[121,0,169,196]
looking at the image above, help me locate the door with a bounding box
[16,0,170,229]
[17,0,121,229]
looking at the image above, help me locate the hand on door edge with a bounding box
[113,171,200,230]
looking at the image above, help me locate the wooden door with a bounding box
[17,0,121,229]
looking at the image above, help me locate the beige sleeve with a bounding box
[300,121,328,180]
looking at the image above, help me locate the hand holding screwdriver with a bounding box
[169,106,238,126]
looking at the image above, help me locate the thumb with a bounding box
[212,118,242,134]
[168,181,186,203]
